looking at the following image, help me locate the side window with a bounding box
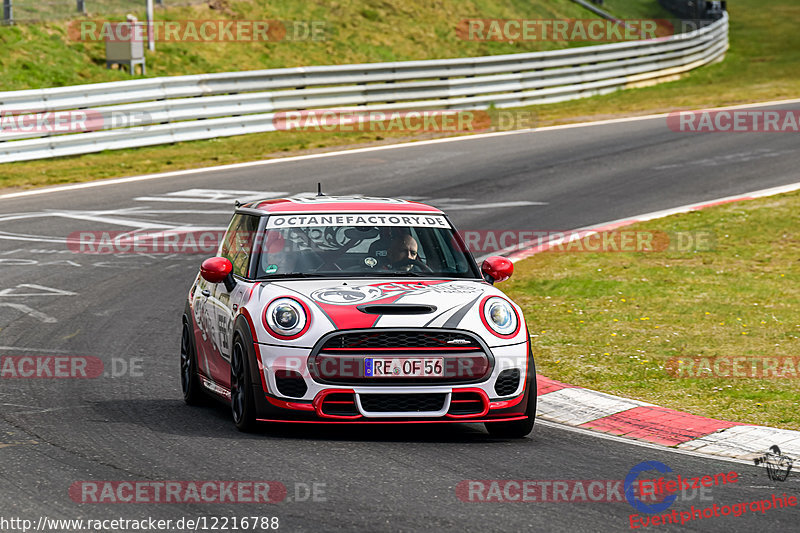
[219,214,243,260]
[429,228,468,274]
[220,214,260,278]
[409,228,426,262]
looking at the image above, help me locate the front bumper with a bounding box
[251,335,532,423]
[257,386,531,423]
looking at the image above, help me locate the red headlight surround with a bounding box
[262,297,312,340]
[479,295,521,339]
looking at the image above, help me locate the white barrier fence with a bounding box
[0,14,728,163]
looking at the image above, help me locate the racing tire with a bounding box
[230,332,257,432]
[485,347,537,438]
[180,318,205,406]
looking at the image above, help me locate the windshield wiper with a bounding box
[369,271,427,277]
[255,272,330,280]
[255,271,453,280]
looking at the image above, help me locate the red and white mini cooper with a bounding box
[181,195,536,437]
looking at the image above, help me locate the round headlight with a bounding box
[482,296,519,337]
[265,298,308,338]
[274,303,299,330]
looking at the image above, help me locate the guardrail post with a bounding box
[147,0,155,51]
[3,0,12,25]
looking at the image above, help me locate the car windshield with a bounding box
[252,214,480,279]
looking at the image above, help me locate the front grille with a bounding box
[320,393,359,417]
[275,370,308,398]
[322,331,480,350]
[310,329,493,385]
[448,391,485,416]
[312,353,489,384]
[360,393,447,413]
[495,369,521,396]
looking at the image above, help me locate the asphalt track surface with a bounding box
[0,102,799,532]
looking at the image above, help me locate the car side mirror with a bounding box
[481,256,513,284]
[201,257,236,291]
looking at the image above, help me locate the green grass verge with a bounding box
[1,0,798,191]
[0,0,594,90]
[504,190,800,430]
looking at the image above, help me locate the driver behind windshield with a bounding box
[385,233,421,271]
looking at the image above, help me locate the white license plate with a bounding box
[365,357,444,377]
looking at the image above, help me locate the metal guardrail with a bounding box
[0,13,728,163]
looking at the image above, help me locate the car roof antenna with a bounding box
[316,182,325,197]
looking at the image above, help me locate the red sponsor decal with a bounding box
[309,280,454,330]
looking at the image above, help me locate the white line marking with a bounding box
[0,440,38,449]
[444,201,547,210]
[135,189,288,204]
[501,180,800,263]
[135,196,281,204]
[0,345,70,353]
[0,232,67,244]
[2,97,800,201]
[0,284,77,297]
[0,303,58,323]
[0,404,90,415]
[130,209,233,214]
[0,208,228,245]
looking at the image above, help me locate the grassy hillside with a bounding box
[0,0,606,90]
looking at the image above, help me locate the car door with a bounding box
[190,268,217,382]
[208,213,260,389]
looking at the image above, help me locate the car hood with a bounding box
[253,278,526,345]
